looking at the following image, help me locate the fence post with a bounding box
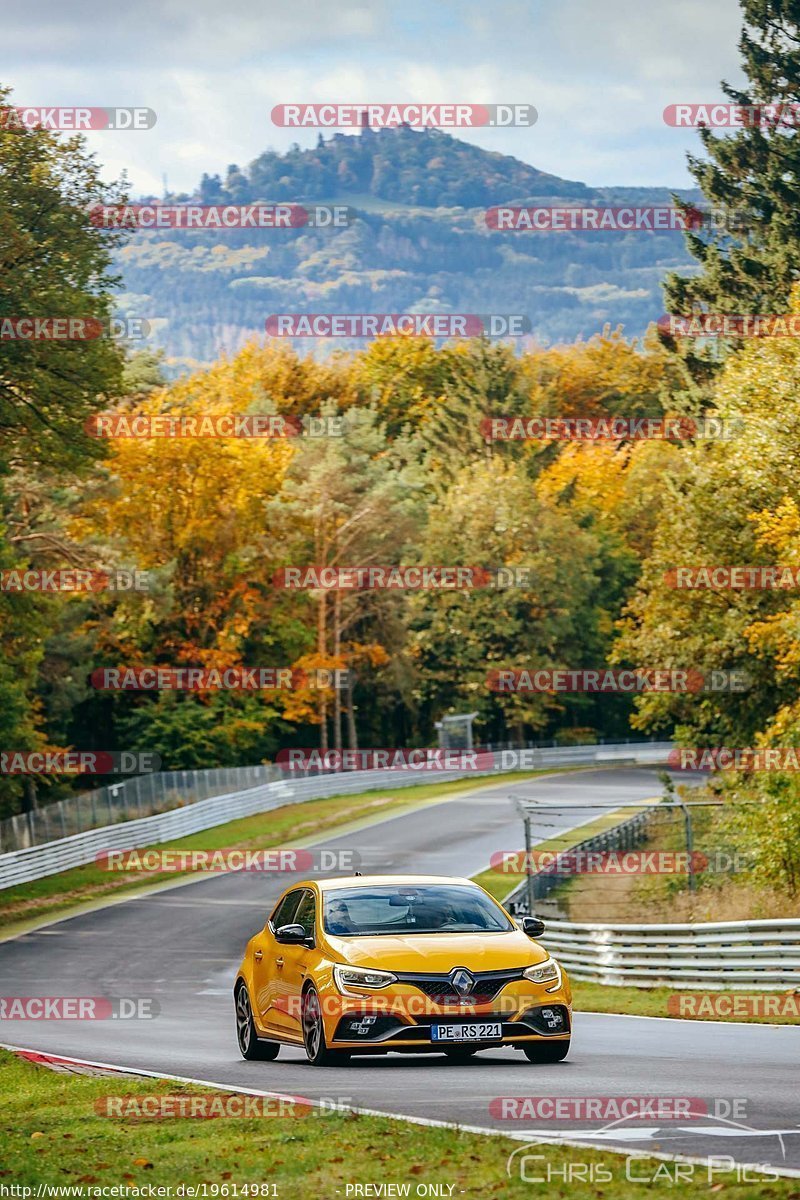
[678,800,696,892]
[524,815,535,916]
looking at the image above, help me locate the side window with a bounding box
[293,890,316,938]
[270,890,302,930]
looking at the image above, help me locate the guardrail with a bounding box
[537,917,800,990]
[0,739,671,855]
[0,764,281,854]
[0,741,672,890]
[503,804,800,991]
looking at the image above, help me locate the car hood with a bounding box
[324,928,548,972]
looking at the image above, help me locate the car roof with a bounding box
[299,874,478,892]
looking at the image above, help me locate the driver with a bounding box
[327,899,357,935]
[409,900,454,930]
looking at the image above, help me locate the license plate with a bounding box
[431,1022,502,1041]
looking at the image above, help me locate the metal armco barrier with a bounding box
[538,917,800,991]
[503,805,800,990]
[0,741,671,890]
[0,764,280,854]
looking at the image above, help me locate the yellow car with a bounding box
[233,874,571,1065]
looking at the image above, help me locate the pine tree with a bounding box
[665,0,800,322]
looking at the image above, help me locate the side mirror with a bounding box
[521,916,546,938]
[274,922,308,945]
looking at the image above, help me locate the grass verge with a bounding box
[0,769,574,939]
[571,979,800,1025]
[1,1050,796,1197]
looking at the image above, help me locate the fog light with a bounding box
[540,1007,564,1030]
[347,1015,378,1035]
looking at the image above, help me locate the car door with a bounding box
[275,888,317,1039]
[251,888,302,1036]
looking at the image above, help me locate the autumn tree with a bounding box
[616,285,800,745]
[270,403,421,751]
[71,354,299,766]
[0,82,129,814]
[409,458,608,742]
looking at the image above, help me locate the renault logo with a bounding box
[450,968,475,995]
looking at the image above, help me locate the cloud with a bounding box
[4,0,745,191]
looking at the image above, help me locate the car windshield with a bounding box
[322,884,513,937]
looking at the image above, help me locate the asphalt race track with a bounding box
[1,766,798,1177]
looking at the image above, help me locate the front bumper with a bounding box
[328,998,571,1050]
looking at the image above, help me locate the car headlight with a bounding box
[523,957,562,992]
[333,964,397,994]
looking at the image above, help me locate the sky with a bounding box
[2,0,746,196]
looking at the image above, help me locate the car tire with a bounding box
[302,984,347,1066]
[522,1039,570,1063]
[235,983,280,1061]
[442,1048,479,1062]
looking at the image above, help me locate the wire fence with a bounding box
[502,806,800,988]
[0,740,674,890]
[504,809,655,912]
[0,737,668,857]
[0,765,280,854]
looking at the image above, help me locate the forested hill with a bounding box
[198,125,593,207]
[118,125,701,370]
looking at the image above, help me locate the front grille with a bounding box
[395,967,525,1004]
